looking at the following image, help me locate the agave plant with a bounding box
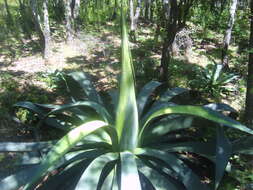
[1,2,253,190]
[190,63,238,98]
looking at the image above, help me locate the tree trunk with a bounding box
[130,0,134,29]
[4,0,14,25]
[65,0,74,42]
[222,0,238,68]
[31,0,51,61]
[18,0,32,39]
[73,0,80,19]
[145,0,151,20]
[159,0,178,84]
[43,0,51,61]
[245,0,253,127]
[111,0,118,20]
[31,0,45,52]
[130,0,141,41]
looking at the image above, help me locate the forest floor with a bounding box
[0,22,247,138]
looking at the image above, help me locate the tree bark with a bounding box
[144,0,151,20]
[159,0,178,84]
[130,0,141,41]
[65,0,74,42]
[111,0,118,20]
[73,0,80,19]
[31,0,51,61]
[222,0,238,68]
[43,0,51,61]
[245,0,253,127]
[4,0,14,25]
[31,0,45,50]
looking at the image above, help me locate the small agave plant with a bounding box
[1,1,253,190]
[190,63,238,98]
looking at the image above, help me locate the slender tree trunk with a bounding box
[31,0,51,61]
[43,0,51,61]
[222,0,238,68]
[130,0,141,41]
[73,0,80,19]
[145,0,151,20]
[130,0,135,28]
[111,0,118,20]
[4,0,13,25]
[65,0,74,42]
[245,0,253,127]
[31,0,45,51]
[70,0,80,31]
[159,0,178,84]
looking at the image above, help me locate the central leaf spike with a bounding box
[115,0,139,151]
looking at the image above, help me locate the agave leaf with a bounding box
[0,141,55,152]
[0,165,38,190]
[14,152,42,165]
[140,106,253,142]
[152,141,215,162]
[104,126,119,151]
[108,89,119,116]
[13,101,47,118]
[155,87,188,103]
[141,101,176,126]
[135,148,209,190]
[68,72,104,105]
[22,120,108,190]
[97,160,118,190]
[141,115,193,145]
[115,2,139,151]
[120,151,142,190]
[138,171,156,190]
[35,103,61,110]
[59,149,111,170]
[37,159,93,190]
[137,159,184,190]
[215,127,232,189]
[43,117,73,131]
[232,136,253,155]
[137,81,161,116]
[110,164,120,190]
[41,101,112,124]
[73,140,112,150]
[13,101,69,131]
[204,103,236,113]
[74,153,118,190]
[212,64,223,83]
[217,74,238,85]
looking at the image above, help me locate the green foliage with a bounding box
[189,64,238,98]
[190,2,229,33]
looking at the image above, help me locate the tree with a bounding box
[159,0,194,84]
[72,0,81,20]
[64,0,74,42]
[42,0,51,61]
[245,0,253,127]
[3,0,14,26]
[71,0,81,31]
[159,0,178,84]
[31,0,51,61]
[221,0,238,68]
[144,0,151,19]
[129,0,141,41]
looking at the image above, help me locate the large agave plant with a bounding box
[1,2,253,190]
